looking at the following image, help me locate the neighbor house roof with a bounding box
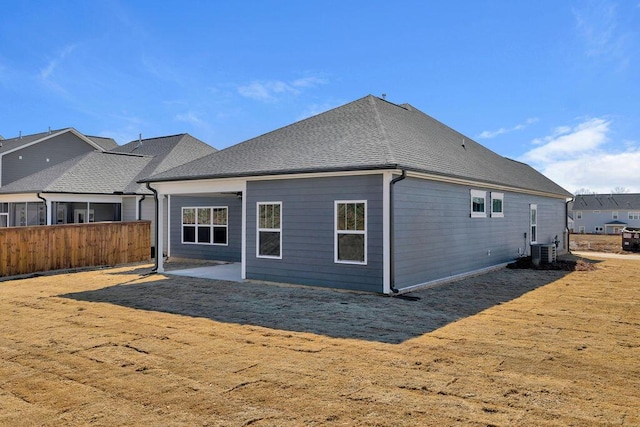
[0,133,216,196]
[569,194,640,211]
[0,128,116,154]
[141,95,572,198]
[110,133,217,193]
[0,152,152,195]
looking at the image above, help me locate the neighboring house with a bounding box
[569,193,640,234]
[141,95,572,294]
[0,128,117,188]
[0,133,216,254]
[0,128,117,227]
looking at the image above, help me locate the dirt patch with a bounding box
[570,233,626,253]
[1,255,639,426]
[507,255,598,271]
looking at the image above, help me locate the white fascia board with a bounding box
[37,193,124,203]
[0,193,43,203]
[149,177,247,195]
[405,171,570,200]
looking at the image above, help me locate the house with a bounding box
[0,133,216,254]
[569,193,640,234]
[141,95,572,294]
[0,128,117,227]
[0,128,117,188]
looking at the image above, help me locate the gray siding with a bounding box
[393,177,568,289]
[246,175,384,293]
[122,197,138,222]
[571,210,640,233]
[2,133,96,185]
[170,195,242,262]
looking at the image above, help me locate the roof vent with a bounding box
[19,131,22,139]
[381,93,387,100]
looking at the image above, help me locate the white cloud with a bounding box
[520,117,640,193]
[175,111,204,125]
[573,1,630,67]
[40,44,78,80]
[477,117,538,139]
[237,76,327,102]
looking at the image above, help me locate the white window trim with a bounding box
[256,202,282,259]
[334,200,367,265]
[629,212,640,220]
[181,206,229,246]
[0,212,8,227]
[530,204,538,244]
[490,192,504,218]
[612,211,619,220]
[470,189,487,218]
[576,211,582,220]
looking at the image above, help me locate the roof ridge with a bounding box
[367,95,397,166]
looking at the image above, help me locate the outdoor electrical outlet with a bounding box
[487,249,491,256]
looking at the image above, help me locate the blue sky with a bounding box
[1,1,639,194]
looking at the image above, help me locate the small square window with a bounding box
[491,192,504,218]
[470,190,486,218]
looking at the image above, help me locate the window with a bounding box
[335,201,367,264]
[576,211,582,220]
[612,211,619,220]
[629,212,640,220]
[530,204,537,243]
[257,202,281,258]
[491,192,504,218]
[0,203,8,227]
[182,207,228,245]
[470,190,486,218]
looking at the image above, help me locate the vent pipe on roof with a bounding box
[381,93,387,100]
[19,131,22,139]
[48,126,51,135]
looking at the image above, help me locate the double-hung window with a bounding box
[0,203,8,227]
[629,212,640,220]
[182,207,228,245]
[335,201,367,264]
[612,211,619,220]
[530,204,538,243]
[257,202,282,258]
[470,190,486,218]
[491,192,504,218]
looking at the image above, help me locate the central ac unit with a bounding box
[531,244,557,266]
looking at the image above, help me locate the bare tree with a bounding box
[612,186,629,194]
[574,188,596,195]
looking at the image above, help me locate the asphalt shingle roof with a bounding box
[0,133,216,196]
[0,152,152,195]
[110,133,216,193]
[569,194,640,211]
[0,128,117,154]
[141,95,571,198]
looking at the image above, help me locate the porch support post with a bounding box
[156,193,165,273]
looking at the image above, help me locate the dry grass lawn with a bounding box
[1,254,639,426]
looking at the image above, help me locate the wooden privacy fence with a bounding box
[0,221,151,277]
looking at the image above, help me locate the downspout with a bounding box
[389,169,407,294]
[36,193,47,225]
[566,198,573,254]
[145,183,159,273]
[137,195,146,220]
